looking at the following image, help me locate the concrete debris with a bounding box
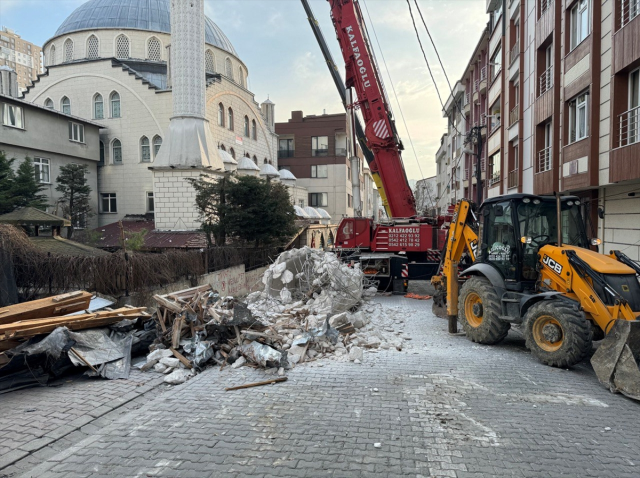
[163,368,193,385]
[231,356,246,369]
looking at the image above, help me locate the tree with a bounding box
[0,151,17,215]
[12,157,48,210]
[188,174,228,246]
[55,164,94,239]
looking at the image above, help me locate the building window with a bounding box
[44,98,54,110]
[491,45,502,81]
[309,193,328,207]
[311,165,328,178]
[101,193,117,213]
[570,0,590,50]
[225,57,233,80]
[228,107,234,131]
[99,141,105,164]
[34,157,50,183]
[218,102,225,127]
[2,103,23,128]
[140,136,151,162]
[244,115,249,137]
[312,136,329,156]
[621,0,640,27]
[252,119,257,140]
[63,38,73,62]
[110,91,121,118]
[68,122,85,143]
[299,199,305,208]
[93,93,103,119]
[61,96,71,115]
[538,122,553,172]
[205,49,215,73]
[48,44,56,66]
[568,92,588,143]
[147,36,161,61]
[489,151,501,185]
[278,138,294,158]
[348,194,353,208]
[87,35,99,59]
[238,66,245,87]
[253,155,258,164]
[220,144,226,151]
[112,139,122,164]
[147,192,154,213]
[229,148,236,159]
[116,34,130,59]
[153,135,162,157]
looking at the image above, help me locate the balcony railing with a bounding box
[621,0,640,28]
[539,65,553,96]
[278,149,295,159]
[509,105,519,126]
[509,40,520,65]
[335,148,347,156]
[489,118,501,135]
[480,66,487,82]
[480,113,487,127]
[508,168,519,189]
[464,168,470,180]
[312,148,329,157]
[540,0,551,16]
[538,146,552,172]
[474,79,479,92]
[464,92,470,106]
[618,106,640,147]
[489,171,501,186]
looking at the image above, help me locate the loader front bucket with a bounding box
[591,319,640,401]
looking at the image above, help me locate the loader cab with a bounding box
[479,194,589,289]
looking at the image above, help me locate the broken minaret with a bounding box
[151,0,224,231]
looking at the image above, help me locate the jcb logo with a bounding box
[470,240,478,258]
[543,254,563,275]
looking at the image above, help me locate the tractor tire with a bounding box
[458,276,510,345]
[523,300,593,368]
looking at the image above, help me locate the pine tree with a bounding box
[55,164,94,239]
[0,151,16,215]
[13,157,48,210]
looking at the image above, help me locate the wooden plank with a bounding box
[225,377,287,391]
[53,301,92,315]
[171,317,184,349]
[51,291,84,302]
[0,292,92,325]
[170,347,192,369]
[165,284,211,300]
[153,295,183,314]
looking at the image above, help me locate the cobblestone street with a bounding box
[3,293,640,477]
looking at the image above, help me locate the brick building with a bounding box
[0,27,42,94]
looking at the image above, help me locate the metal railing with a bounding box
[489,171,501,185]
[480,113,487,126]
[489,118,501,135]
[618,106,640,147]
[539,0,551,17]
[474,79,479,92]
[480,66,487,82]
[508,168,519,189]
[278,149,295,159]
[463,168,470,180]
[621,0,640,28]
[464,92,470,106]
[509,40,520,65]
[335,148,347,156]
[539,65,553,96]
[538,146,552,172]
[509,105,519,126]
[312,148,329,157]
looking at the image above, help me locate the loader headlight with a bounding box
[533,199,541,204]
[521,236,532,244]
[567,201,574,206]
[523,198,531,203]
[591,238,602,245]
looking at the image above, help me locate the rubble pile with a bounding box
[143,247,405,384]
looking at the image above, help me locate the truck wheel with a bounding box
[458,277,510,344]
[524,300,593,368]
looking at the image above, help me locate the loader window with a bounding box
[485,201,517,280]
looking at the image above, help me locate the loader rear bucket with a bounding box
[432,290,448,318]
[591,319,640,401]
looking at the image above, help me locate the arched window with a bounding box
[238,67,244,87]
[44,98,54,110]
[205,50,215,73]
[48,45,56,66]
[225,57,233,80]
[112,139,122,164]
[220,144,226,152]
[264,158,268,165]
[215,103,224,128]
[244,116,249,137]
[61,96,71,114]
[110,92,121,118]
[147,36,161,61]
[229,148,235,159]
[99,141,105,164]
[64,38,73,62]
[153,135,162,157]
[251,119,257,140]
[115,34,130,59]
[252,155,257,164]
[228,107,234,131]
[140,136,151,162]
[93,93,104,119]
[87,35,99,59]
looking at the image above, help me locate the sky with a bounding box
[0,0,488,180]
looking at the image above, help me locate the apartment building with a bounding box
[0,27,42,94]
[437,0,640,259]
[275,110,375,220]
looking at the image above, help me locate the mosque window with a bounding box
[93,93,104,119]
[147,37,161,61]
[252,119,257,140]
[253,155,258,164]
[225,58,233,80]
[229,148,236,159]
[220,144,226,151]
[112,139,122,164]
[110,92,121,118]
[228,107,234,131]
[153,135,162,157]
[64,39,73,62]
[99,141,105,164]
[87,35,99,59]
[48,45,56,66]
[116,35,130,59]
[61,96,71,115]
[264,158,268,165]
[205,50,215,73]
[218,103,225,127]
[44,98,54,110]
[140,136,151,162]
[238,67,244,87]
[244,116,249,137]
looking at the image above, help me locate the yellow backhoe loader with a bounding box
[431,194,640,400]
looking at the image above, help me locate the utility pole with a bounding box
[466,126,485,206]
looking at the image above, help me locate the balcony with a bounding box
[478,67,488,93]
[539,65,553,96]
[463,168,470,180]
[489,171,501,186]
[508,168,518,189]
[335,148,347,156]
[539,0,551,17]
[463,92,471,114]
[618,106,640,147]
[489,118,501,136]
[312,148,329,157]
[278,149,295,159]
[620,0,640,28]
[509,105,519,127]
[538,146,552,172]
[509,40,520,66]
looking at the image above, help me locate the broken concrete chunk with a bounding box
[231,356,246,369]
[159,357,181,368]
[147,348,173,362]
[240,341,282,367]
[348,346,364,362]
[154,362,168,373]
[163,368,193,385]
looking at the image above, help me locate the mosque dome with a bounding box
[52,0,237,56]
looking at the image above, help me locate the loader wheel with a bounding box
[524,300,593,368]
[458,277,510,344]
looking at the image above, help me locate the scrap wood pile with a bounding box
[142,247,407,384]
[0,291,155,393]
